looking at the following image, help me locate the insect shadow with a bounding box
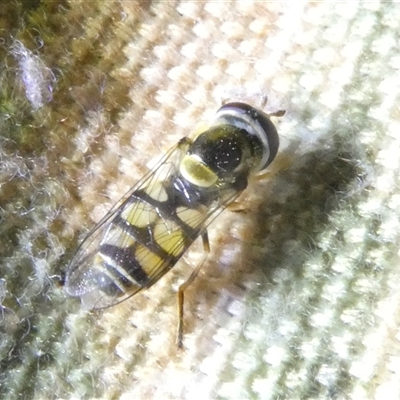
[181,127,363,344]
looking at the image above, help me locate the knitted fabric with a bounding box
[1,2,399,399]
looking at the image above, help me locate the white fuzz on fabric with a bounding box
[11,40,55,110]
[1,1,400,399]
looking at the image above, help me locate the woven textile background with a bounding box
[1,1,400,399]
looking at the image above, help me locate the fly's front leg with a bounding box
[177,230,210,349]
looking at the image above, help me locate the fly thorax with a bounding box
[179,125,257,191]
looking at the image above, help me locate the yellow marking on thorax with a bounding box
[179,154,218,187]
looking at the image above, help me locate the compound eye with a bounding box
[190,127,243,175]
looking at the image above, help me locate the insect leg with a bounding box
[201,230,210,253]
[177,231,210,349]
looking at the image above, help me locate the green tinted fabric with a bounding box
[1,2,399,399]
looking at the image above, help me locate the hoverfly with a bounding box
[65,102,283,347]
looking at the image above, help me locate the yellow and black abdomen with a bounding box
[66,163,217,309]
[96,179,209,299]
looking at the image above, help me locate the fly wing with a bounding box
[65,142,184,309]
[65,139,241,310]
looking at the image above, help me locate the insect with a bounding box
[65,102,283,347]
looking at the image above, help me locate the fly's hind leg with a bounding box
[177,230,210,349]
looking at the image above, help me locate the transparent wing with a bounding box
[65,139,239,309]
[65,142,182,305]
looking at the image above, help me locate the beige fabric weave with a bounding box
[1,1,400,399]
